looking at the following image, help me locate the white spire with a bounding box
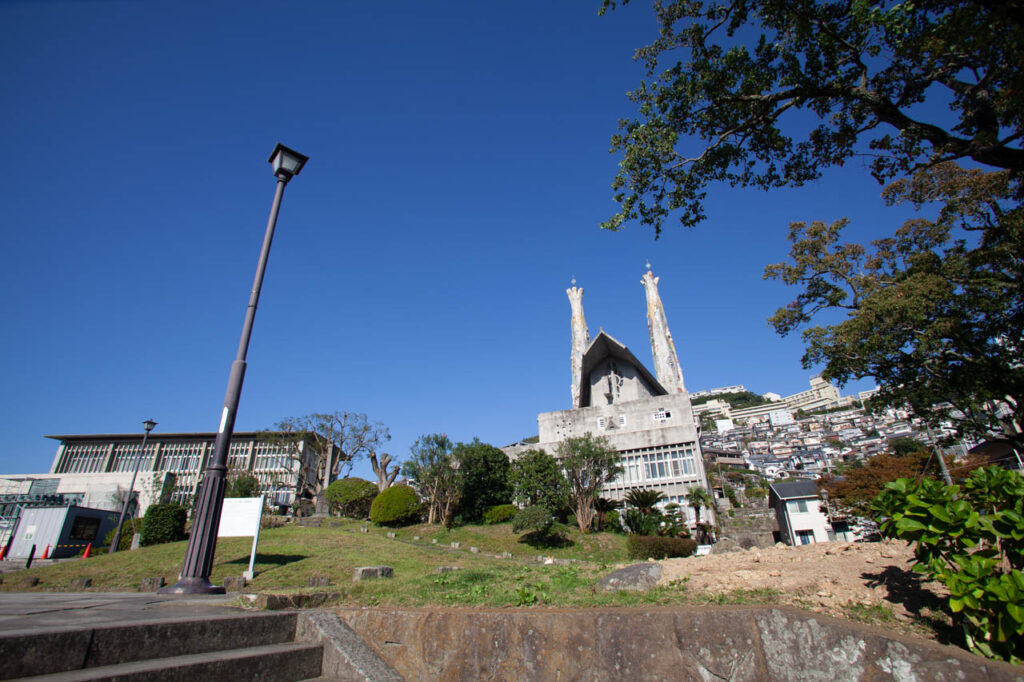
[641,267,685,393]
[567,281,590,408]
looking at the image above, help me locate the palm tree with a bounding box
[686,486,713,524]
[593,497,620,532]
[624,487,664,514]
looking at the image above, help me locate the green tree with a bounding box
[593,497,620,532]
[819,447,943,516]
[509,449,569,515]
[369,483,422,526]
[402,433,461,526]
[600,0,1024,235]
[325,477,378,518]
[687,486,713,524]
[225,472,260,498]
[558,433,624,533]
[268,411,390,510]
[453,438,512,523]
[766,163,1024,447]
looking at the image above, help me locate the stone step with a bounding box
[0,612,299,679]
[21,641,323,682]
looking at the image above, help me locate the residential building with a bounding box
[768,480,831,545]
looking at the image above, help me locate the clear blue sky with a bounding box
[1,1,891,480]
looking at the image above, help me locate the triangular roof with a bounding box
[578,331,667,407]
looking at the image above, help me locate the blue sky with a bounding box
[1,1,894,480]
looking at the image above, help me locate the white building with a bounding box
[768,480,831,545]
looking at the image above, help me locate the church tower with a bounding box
[641,264,686,393]
[567,280,590,408]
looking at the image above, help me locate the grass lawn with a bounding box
[0,519,742,609]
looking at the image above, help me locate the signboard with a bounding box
[217,495,265,579]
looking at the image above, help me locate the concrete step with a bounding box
[21,641,323,682]
[0,612,299,679]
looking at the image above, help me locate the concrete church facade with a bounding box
[519,267,713,524]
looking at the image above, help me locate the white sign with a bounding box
[218,497,264,537]
[217,495,265,580]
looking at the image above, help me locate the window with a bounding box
[69,516,101,541]
[597,417,607,429]
[790,499,809,513]
[795,530,815,545]
[653,409,672,423]
[618,415,627,427]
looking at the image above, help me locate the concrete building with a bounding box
[1,431,320,520]
[515,267,712,523]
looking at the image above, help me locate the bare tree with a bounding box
[369,450,400,492]
[267,411,390,513]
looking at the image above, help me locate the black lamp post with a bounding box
[110,419,157,553]
[162,143,308,594]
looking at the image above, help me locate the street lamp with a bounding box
[110,419,157,553]
[162,143,308,594]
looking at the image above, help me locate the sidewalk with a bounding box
[0,592,244,633]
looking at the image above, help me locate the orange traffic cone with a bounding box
[40,545,50,560]
[82,543,91,559]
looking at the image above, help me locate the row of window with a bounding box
[612,442,699,486]
[55,440,300,475]
[595,409,675,430]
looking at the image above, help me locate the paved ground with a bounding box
[0,592,246,633]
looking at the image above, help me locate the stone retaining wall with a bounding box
[334,606,1022,681]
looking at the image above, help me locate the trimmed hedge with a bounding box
[369,484,421,526]
[326,478,379,518]
[483,504,517,525]
[140,503,188,546]
[104,518,143,551]
[626,535,697,560]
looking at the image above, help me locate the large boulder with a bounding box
[598,563,662,592]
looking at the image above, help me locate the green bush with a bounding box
[104,517,142,551]
[326,478,379,518]
[369,484,422,526]
[873,467,1024,662]
[140,503,187,546]
[513,505,554,535]
[626,535,697,560]
[225,472,260,498]
[483,504,517,524]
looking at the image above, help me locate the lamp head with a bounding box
[268,142,309,181]
[143,419,157,434]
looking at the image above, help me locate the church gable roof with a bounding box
[579,331,667,407]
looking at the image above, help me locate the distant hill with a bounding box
[691,391,772,410]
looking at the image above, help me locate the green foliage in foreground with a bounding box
[873,467,1024,663]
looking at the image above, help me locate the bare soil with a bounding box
[657,540,951,638]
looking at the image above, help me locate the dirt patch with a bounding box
[657,540,950,637]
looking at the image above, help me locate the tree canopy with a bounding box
[558,433,624,532]
[402,433,461,526]
[453,438,512,523]
[766,163,1024,446]
[602,0,1024,235]
[509,449,569,515]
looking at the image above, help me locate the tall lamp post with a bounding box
[162,143,308,594]
[110,419,157,553]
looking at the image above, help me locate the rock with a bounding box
[450,542,461,549]
[434,566,460,573]
[768,571,781,577]
[431,539,438,544]
[308,576,331,587]
[864,558,874,564]
[413,536,420,541]
[222,575,247,592]
[69,577,92,590]
[387,532,396,538]
[709,538,742,555]
[140,577,165,592]
[353,566,394,581]
[470,547,479,554]
[599,563,663,592]
[360,526,368,533]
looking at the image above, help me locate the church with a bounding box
[512,266,713,523]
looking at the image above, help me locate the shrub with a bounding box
[225,472,260,498]
[326,477,378,518]
[513,505,554,535]
[140,503,187,546]
[872,467,1024,662]
[104,518,142,551]
[626,535,697,560]
[370,484,422,526]
[483,504,517,525]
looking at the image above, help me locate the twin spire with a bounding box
[567,265,686,407]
